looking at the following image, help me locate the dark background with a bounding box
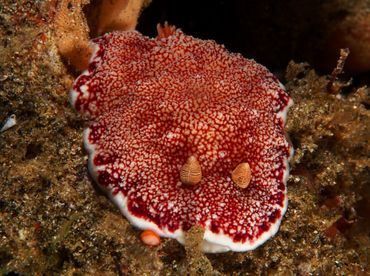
[136,0,370,84]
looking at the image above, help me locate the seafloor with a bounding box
[0,0,369,275]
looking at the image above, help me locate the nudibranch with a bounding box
[70,23,294,253]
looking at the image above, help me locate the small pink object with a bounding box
[141,230,161,246]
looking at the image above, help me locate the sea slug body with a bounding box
[70,24,293,253]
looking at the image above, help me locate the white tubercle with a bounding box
[0,114,16,133]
